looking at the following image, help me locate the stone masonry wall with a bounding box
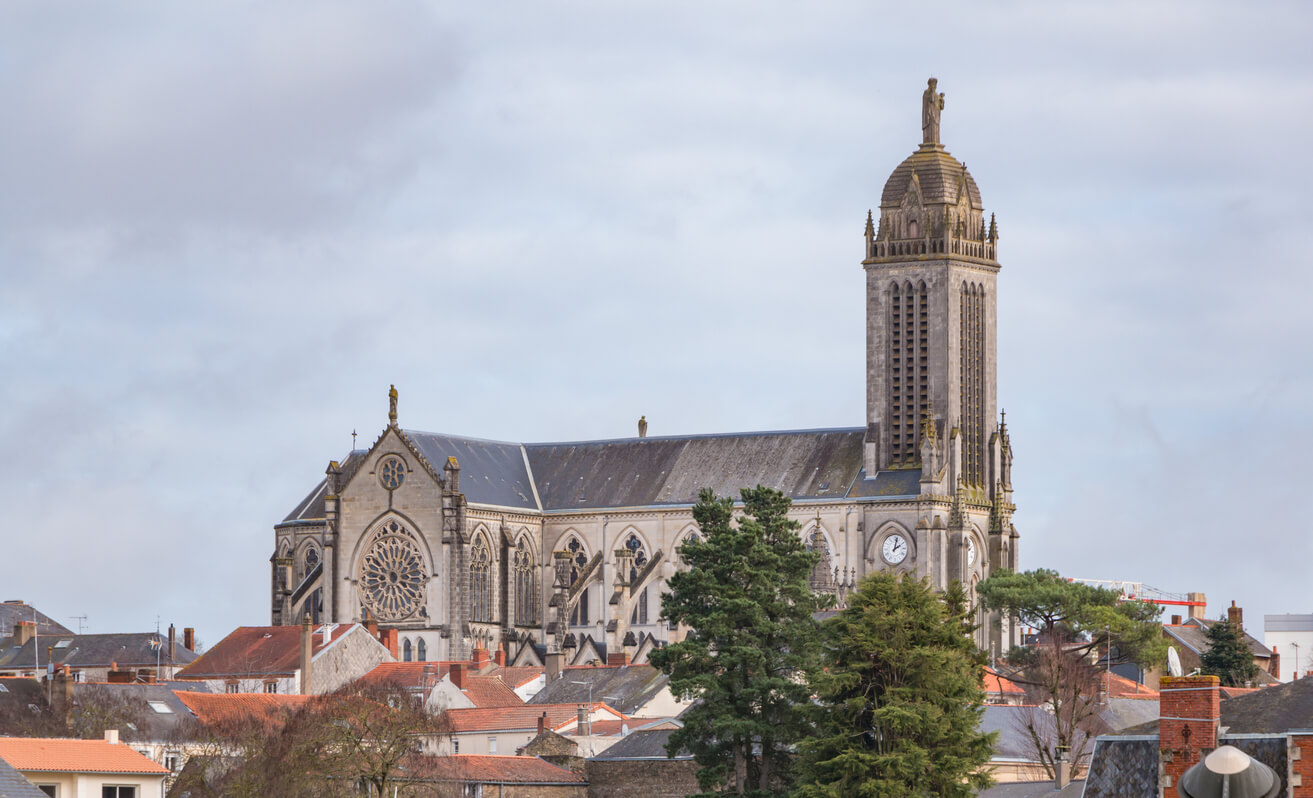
[585,759,701,798]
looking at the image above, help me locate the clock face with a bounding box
[966,537,977,568]
[881,534,909,565]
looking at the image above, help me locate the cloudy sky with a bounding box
[2,1,1310,648]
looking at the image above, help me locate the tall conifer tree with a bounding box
[1200,619,1260,687]
[649,486,825,797]
[794,573,994,798]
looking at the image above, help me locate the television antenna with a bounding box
[71,615,88,634]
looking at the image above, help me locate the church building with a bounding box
[270,79,1020,665]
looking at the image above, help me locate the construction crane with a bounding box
[1067,578,1206,609]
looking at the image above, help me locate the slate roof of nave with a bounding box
[282,428,925,521]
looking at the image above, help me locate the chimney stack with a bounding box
[546,652,565,682]
[537,712,547,736]
[380,628,398,659]
[576,704,591,737]
[104,729,119,745]
[472,647,490,670]
[1227,601,1243,631]
[300,614,314,695]
[168,624,176,665]
[1159,675,1220,793]
[607,652,631,667]
[1171,614,1182,626]
[1054,747,1071,790]
[183,627,195,652]
[52,666,74,726]
[13,621,35,648]
[450,663,465,690]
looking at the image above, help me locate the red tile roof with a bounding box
[1105,672,1158,699]
[357,662,448,690]
[0,738,168,775]
[460,676,524,708]
[443,703,622,733]
[983,669,1025,695]
[176,691,313,728]
[485,666,543,689]
[175,624,359,680]
[403,754,585,784]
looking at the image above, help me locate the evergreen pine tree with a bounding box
[1200,619,1260,687]
[794,574,995,798]
[648,486,826,797]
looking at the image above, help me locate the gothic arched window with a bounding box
[566,536,589,626]
[303,545,320,575]
[417,638,427,662]
[624,533,648,583]
[470,536,492,624]
[403,638,413,662]
[514,539,537,626]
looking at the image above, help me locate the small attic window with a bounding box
[54,640,70,649]
[148,701,173,714]
[0,683,8,693]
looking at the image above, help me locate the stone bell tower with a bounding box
[862,80,1019,654]
[863,77,1002,491]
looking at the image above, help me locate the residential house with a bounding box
[585,727,699,798]
[1153,603,1279,688]
[174,620,392,695]
[1083,674,1313,796]
[432,703,626,757]
[0,625,198,684]
[401,754,587,797]
[0,757,48,798]
[529,664,690,719]
[0,732,169,798]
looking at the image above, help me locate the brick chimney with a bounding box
[1159,675,1220,793]
[472,647,490,670]
[377,628,397,658]
[1171,614,1182,626]
[12,621,35,648]
[450,663,465,690]
[537,711,547,735]
[607,652,631,667]
[1270,646,1281,681]
[495,642,507,667]
[52,666,74,725]
[1227,601,1243,631]
[546,651,565,682]
[183,627,195,652]
[300,614,314,695]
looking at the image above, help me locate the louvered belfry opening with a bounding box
[888,280,929,467]
[958,281,987,486]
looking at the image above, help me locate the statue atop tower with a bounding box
[922,77,945,146]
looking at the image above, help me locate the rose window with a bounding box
[379,456,406,491]
[359,521,426,621]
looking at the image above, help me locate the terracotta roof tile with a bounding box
[444,703,623,733]
[357,662,448,690]
[460,676,524,708]
[176,691,313,728]
[176,624,357,680]
[0,737,168,775]
[983,669,1025,695]
[403,754,586,784]
[485,666,543,689]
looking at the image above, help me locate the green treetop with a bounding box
[794,573,995,798]
[648,486,827,797]
[978,569,1164,778]
[1200,618,1260,687]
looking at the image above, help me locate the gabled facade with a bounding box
[271,79,1021,663]
[175,622,392,695]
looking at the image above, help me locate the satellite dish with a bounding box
[1168,645,1183,677]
